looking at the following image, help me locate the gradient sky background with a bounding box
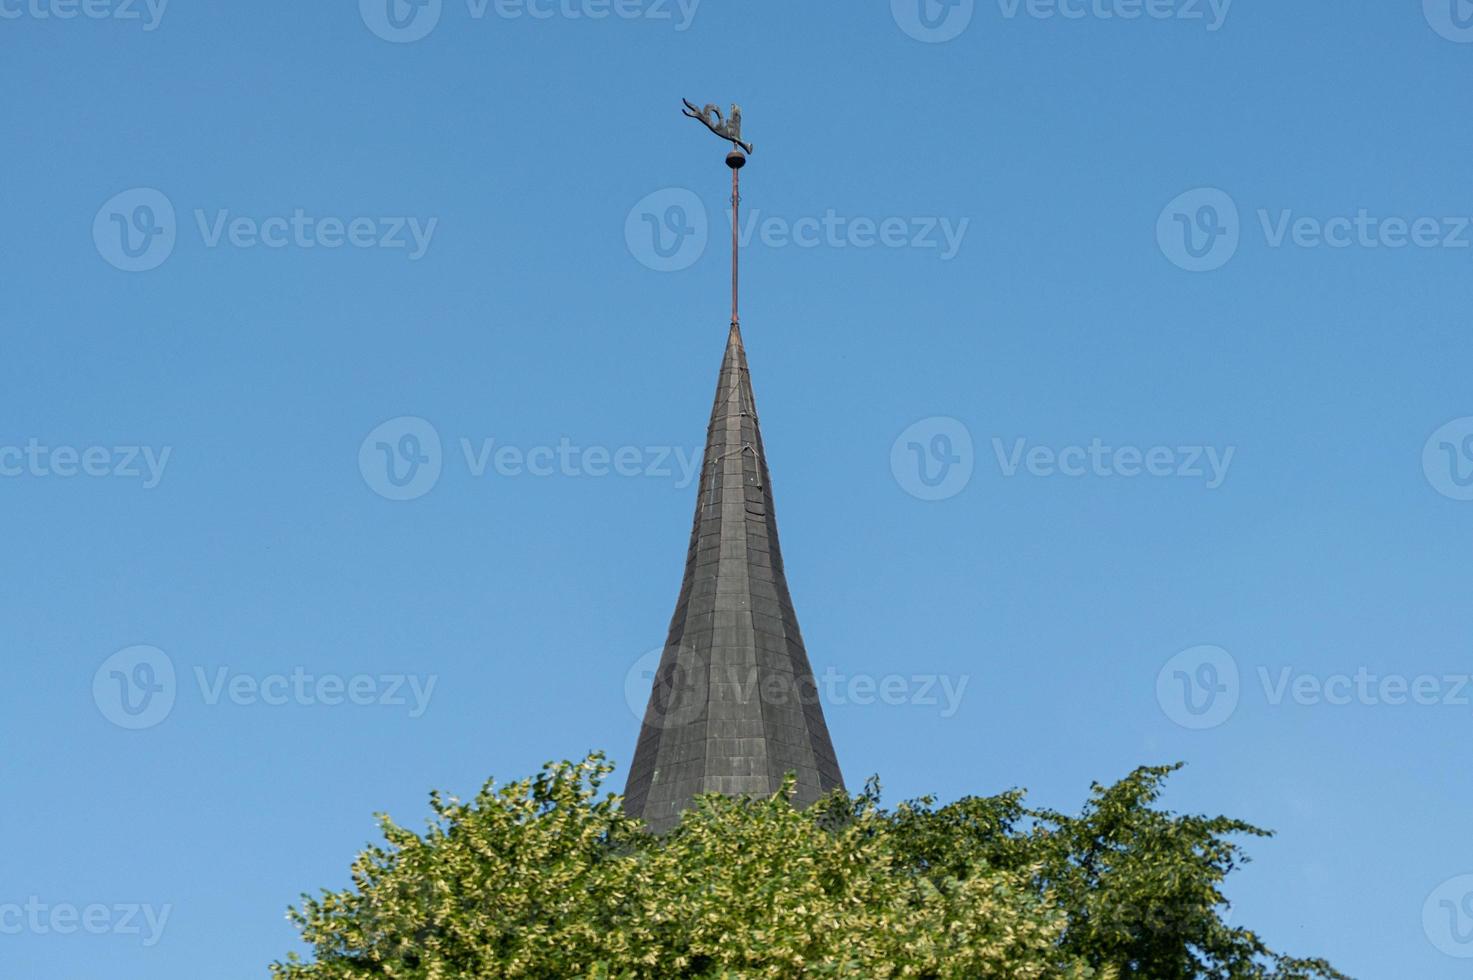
[4,1,1473,977]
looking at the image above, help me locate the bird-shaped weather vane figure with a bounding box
[681,98,753,156]
[682,98,751,328]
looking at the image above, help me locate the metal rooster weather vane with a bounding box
[681,98,753,155]
[682,97,751,327]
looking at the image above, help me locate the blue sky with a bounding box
[4,1,1473,976]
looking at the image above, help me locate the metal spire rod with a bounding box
[681,98,752,328]
[730,154,742,327]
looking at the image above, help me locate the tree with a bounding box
[273,755,1347,980]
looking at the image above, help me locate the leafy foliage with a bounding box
[274,755,1346,980]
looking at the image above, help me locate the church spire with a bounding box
[624,106,844,833]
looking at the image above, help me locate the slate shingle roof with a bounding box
[624,322,845,833]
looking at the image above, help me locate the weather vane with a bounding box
[681,98,753,156]
[682,97,751,328]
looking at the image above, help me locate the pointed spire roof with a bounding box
[625,324,845,833]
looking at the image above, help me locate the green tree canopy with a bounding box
[274,755,1346,980]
